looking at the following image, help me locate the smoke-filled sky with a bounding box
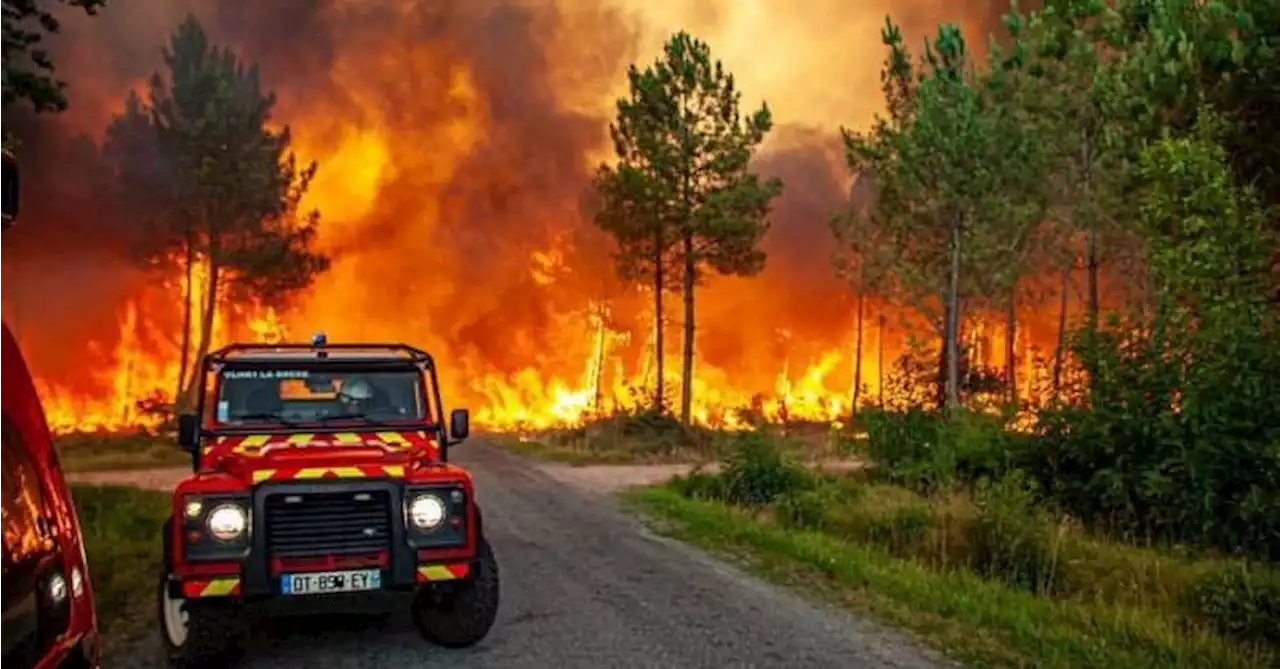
[2,0,1017,419]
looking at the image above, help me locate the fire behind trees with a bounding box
[834,0,1280,560]
[3,0,1031,432]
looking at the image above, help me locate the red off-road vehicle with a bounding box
[2,151,102,669]
[158,338,500,668]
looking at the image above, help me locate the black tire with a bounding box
[412,535,500,648]
[157,569,247,669]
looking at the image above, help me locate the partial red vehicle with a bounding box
[2,151,102,669]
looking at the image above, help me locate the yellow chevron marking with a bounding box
[201,578,239,597]
[382,465,405,478]
[417,565,459,581]
[292,466,367,480]
[242,434,271,447]
[252,469,277,483]
[377,431,409,444]
[334,432,362,444]
[286,433,314,445]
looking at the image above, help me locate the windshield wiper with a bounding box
[320,412,379,424]
[231,413,300,427]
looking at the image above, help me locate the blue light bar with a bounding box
[311,332,327,347]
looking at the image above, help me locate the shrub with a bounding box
[718,431,815,506]
[857,407,946,491]
[969,470,1067,595]
[1184,562,1280,646]
[775,487,836,530]
[857,408,1021,494]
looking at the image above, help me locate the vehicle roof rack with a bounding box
[207,342,436,367]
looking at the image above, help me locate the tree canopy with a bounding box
[102,15,329,404]
[2,0,105,114]
[594,31,783,423]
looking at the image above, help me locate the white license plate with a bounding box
[280,569,381,596]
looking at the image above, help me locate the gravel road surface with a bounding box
[107,441,950,669]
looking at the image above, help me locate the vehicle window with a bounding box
[2,416,53,569]
[215,369,427,425]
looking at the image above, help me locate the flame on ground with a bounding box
[14,0,1077,436]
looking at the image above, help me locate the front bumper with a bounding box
[171,480,472,600]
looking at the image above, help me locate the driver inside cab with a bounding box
[336,376,388,416]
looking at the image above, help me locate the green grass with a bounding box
[624,486,1277,669]
[487,433,710,465]
[71,484,169,657]
[56,432,189,473]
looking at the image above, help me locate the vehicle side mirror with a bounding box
[2,151,19,228]
[449,408,470,444]
[177,412,200,451]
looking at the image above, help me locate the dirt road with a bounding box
[94,442,948,669]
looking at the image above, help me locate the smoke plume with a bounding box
[2,0,1013,419]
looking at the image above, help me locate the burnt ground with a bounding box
[85,441,950,669]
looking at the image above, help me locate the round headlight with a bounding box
[408,494,446,529]
[47,571,68,604]
[207,504,248,541]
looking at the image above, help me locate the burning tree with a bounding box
[593,31,783,425]
[102,15,329,408]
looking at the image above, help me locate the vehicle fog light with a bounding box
[184,500,204,518]
[207,504,248,541]
[48,572,68,604]
[409,495,446,529]
[450,490,464,504]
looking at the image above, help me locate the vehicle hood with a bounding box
[201,430,442,484]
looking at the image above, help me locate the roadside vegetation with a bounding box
[627,429,1278,669]
[71,483,169,657]
[491,411,855,466]
[55,431,187,473]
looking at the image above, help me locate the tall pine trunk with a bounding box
[680,231,695,425]
[851,289,866,415]
[1005,288,1017,406]
[174,232,195,411]
[1052,263,1070,399]
[653,223,665,413]
[1081,129,1100,328]
[877,314,885,408]
[943,216,963,411]
[183,249,221,407]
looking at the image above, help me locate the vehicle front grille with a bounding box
[264,489,393,557]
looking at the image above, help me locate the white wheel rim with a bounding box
[162,583,190,647]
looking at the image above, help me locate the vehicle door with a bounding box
[0,417,55,660]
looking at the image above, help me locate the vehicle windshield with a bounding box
[214,368,429,426]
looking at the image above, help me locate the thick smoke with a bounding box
[2,0,1013,409]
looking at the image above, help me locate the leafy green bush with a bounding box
[857,408,1020,493]
[857,407,946,491]
[717,431,815,506]
[1184,562,1280,646]
[969,470,1067,595]
[775,487,837,530]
